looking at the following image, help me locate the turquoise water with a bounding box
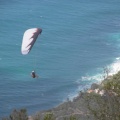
[1,0,120,117]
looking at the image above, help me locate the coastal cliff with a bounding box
[3,71,120,120]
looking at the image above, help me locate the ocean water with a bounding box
[1,0,120,118]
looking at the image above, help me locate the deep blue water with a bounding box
[1,0,120,118]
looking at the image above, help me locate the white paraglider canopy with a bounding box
[21,28,42,55]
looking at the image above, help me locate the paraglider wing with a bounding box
[21,28,42,55]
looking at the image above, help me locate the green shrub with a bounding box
[2,109,28,120]
[43,113,55,120]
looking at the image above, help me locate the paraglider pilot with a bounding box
[31,71,38,78]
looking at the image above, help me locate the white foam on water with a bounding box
[67,57,120,101]
[80,58,120,83]
[116,57,120,60]
[109,58,120,75]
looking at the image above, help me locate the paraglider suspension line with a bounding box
[33,49,37,71]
